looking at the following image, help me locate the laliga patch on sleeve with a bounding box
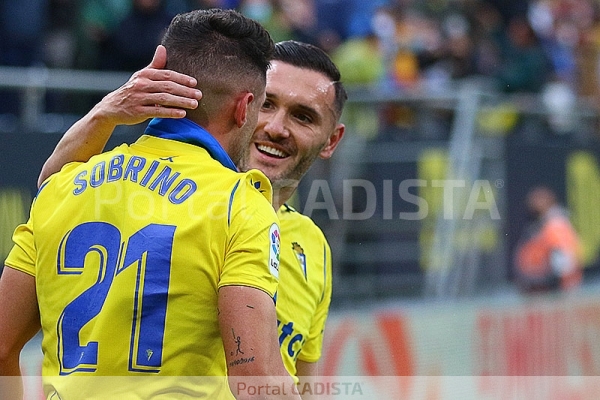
[269,223,280,279]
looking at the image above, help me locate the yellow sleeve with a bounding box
[298,240,332,362]
[219,171,280,298]
[4,175,59,277]
[5,217,36,277]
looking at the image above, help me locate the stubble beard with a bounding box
[229,130,253,169]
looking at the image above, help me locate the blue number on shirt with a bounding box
[119,223,175,372]
[56,222,175,375]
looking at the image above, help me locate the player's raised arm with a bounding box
[37,45,202,187]
[218,286,300,399]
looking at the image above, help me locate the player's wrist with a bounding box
[87,100,121,133]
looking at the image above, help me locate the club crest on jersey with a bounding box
[269,223,280,279]
[292,242,307,280]
[250,178,264,193]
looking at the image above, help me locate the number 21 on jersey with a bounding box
[56,222,175,375]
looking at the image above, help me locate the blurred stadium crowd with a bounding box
[3,0,600,300]
[2,0,600,99]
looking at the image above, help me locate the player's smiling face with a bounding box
[238,60,344,188]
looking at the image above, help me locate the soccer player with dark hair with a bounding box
[0,9,300,399]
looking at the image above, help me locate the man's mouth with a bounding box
[256,144,287,159]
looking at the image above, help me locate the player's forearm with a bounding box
[0,375,23,400]
[38,105,115,187]
[0,354,24,400]
[296,359,318,377]
[0,267,40,398]
[296,360,319,399]
[0,350,22,375]
[226,347,301,399]
[219,286,300,399]
[226,340,299,399]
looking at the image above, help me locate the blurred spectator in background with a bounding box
[314,0,350,52]
[44,0,79,69]
[0,0,47,67]
[486,0,529,25]
[184,0,239,9]
[495,15,552,93]
[75,0,240,70]
[514,186,583,295]
[331,32,384,85]
[0,0,48,114]
[42,0,81,114]
[470,0,505,78]
[99,0,174,71]
[6,0,600,123]
[279,0,319,48]
[576,1,600,99]
[313,0,386,52]
[76,0,132,69]
[417,11,476,90]
[331,31,384,139]
[238,0,294,43]
[528,0,578,89]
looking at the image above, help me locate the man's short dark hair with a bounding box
[162,8,274,107]
[273,40,347,120]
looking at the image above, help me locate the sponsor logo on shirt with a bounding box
[292,242,307,279]
[269,223,280,279]
[278,319,305,360]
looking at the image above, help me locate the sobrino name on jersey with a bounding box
[72,154,197,204]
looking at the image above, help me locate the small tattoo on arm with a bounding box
[232,328,244,356]
[228,355,255,367]
[228,328,256,367]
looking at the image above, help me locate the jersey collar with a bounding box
[144,118,238,171]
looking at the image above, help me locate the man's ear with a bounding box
[319,123,345,159]
[234,92,254,128]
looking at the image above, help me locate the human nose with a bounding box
[263,111,289,139]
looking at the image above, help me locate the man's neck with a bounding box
[272,186,297,210]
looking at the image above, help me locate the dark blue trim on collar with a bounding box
[144,118,238,171]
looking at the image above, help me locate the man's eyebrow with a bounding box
[265,92,323,121]
[295,104,320,120]
[265,92,278,101]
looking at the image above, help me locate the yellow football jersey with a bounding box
[275,204,332,379]
[6,119,280,399]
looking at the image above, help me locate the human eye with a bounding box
[294,112,313,124]
[261,99,274,110]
